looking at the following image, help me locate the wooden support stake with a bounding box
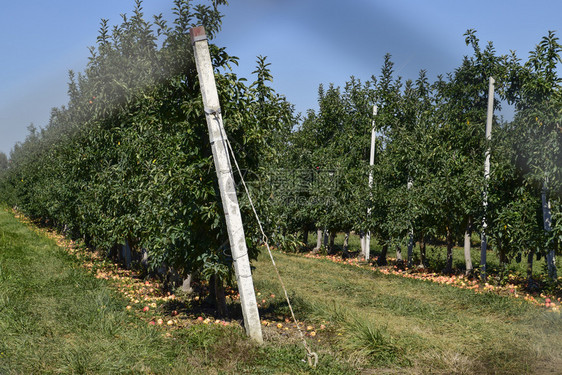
[190,26,263,343]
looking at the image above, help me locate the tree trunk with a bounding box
[121,239,132,269]
[343,232,350,258]
[323,228,329,248]
[444,227,453,274]
[328,231,336,254]
[419,236,427,268]
[216,280,228,317]
[527,249,534,282]
[302,228,309,248]
[498,242,508,270]
[208,274,216,305]
[407,231,414,268]
[182,274,194,293]
[211,275,228,317]
[313,228,322,253]
[377,242,388,266]
[463,218,473,276]
[396,244,403,263]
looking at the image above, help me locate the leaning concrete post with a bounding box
[190,26,263,343]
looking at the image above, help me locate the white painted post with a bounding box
[315,228,322,252]
[407,179,414,268]
[190,26,263,343]
[542,181,558,280]
[463,218,473,275]
[360,233,366,258]
[365,105,378,261]
[480,76,494,281]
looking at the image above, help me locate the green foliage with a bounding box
[0,0,295,282]
[0,209,356,374]
[0,152,7,171]
[1,4,560,285]
[487,31,562,270]
[275,30,560,276]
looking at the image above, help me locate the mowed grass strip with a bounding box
[2,205,561,375]
[252,251,562,374]
[0,209,354,375]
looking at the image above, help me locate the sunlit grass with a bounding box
[2,205,561,374]
[252,249,562,374]
[0,207,353,374]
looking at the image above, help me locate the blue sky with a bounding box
[0,0,560,155]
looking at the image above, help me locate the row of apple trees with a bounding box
[0,0,294,294]
[268,31,561,281]
[0,0,560,287]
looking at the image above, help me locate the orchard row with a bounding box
[0,1,560,293]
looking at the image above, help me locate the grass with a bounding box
[252,250,562,374]
[0,207,353,374]
[1,206,561,374]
